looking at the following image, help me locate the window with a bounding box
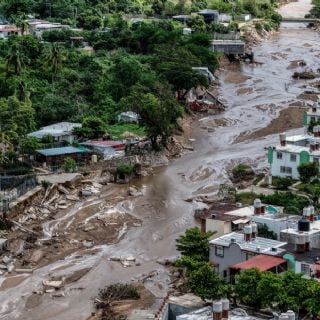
[277,152,283,160]
[301,263,310,276]
[280,166,292,174]
[215,246,224,257]
[290,154,296,162]
[314,158,319,164]
[223,270,228,278]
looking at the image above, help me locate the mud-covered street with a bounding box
[0,1,319,319]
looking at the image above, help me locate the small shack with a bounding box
[36,146,90,167]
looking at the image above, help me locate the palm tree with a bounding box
[44,43,66,82]
[5,44,29,76]
[16,19,29,35]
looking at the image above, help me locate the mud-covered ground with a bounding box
[0,1,319,319]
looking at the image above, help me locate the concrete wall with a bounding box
[206,219,231,237]
[251,216,297,239]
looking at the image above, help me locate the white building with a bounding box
[209,226,287,281]
[28,122,81,143]
[0,25,21,39]
[117,111,140,123]
[268,131,320,179]
[268,101,320,179]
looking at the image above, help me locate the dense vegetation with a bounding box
[0,0,281,27]
[310,0,320,18]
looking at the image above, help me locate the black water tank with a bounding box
[298,219,310,232]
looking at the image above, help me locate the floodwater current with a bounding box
[0,2,319,319]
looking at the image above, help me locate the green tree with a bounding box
[235,268,263,310]
[187,263,230,301]
[74,116,106,139]
[63,156,77,172]
[298,162,319,183]
[6,43,29,76]
[257,224,277,240]
[176,227,214,262]
[20,136,41,155]
[43,43,66,81]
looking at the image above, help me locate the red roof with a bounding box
[0,28,20,32]
[231,254,287,272]
[87,140,125,148]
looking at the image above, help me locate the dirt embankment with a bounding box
[235,106,305,143]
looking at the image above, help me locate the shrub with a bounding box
[63,157,77,173]
[272,176,292,190]
[98,283,140,302]
[298,162,319,183]
[116,164,134,175]
[41,180,51,189]
[232,164,254,182]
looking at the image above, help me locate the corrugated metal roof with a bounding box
[230,254,287,271]
[36,146,88,157]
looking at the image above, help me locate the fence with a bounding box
[213,32,241,40]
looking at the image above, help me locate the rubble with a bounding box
[43,280,63,289]
[292,71,320,79]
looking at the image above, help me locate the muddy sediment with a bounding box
[235,106,306,143]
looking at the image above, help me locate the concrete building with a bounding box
[198,9,219,23]
[199,199,286,239]
[279,207,320,278]
[0,25,21,39]
[27,19,71,38]
[36,146,90,167]
[211,40,246,55]
[117,111,140,123]
[268,100,320,179]
[209,226,287,281]
[28,122,81,144]
[303,100,320,125]
[267,131,320,179]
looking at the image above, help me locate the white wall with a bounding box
[251,216,297,239]
[271,150,300,179]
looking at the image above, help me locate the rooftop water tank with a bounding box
[298,219,310,232]
[286,311,295,320]
[251,223,257,233]
[254,199,262,208]
[295,233,306,245]
[244,225,253,234]
[212,300,223,313]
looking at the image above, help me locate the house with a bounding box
[200,199,288,239]
[238,14,252,22]
[303,100,320,125]
[36,146,90,167]
[280,210,320,278]
[211,40,246,55]
[197,202,247,237]
[209,225,287,281]
[80,140,126,160]
[172,15,192,23]
[183,27,192,35]
[27,19,71,38]
[218,14,233,23]
[267,131,320,179]
[268,100,320,179]
[28,122,81,144]
[198,9,219,23]
[117,112,140,123]
[0,25,21,39]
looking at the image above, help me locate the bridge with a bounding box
[282,17,320,23]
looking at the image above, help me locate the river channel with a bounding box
[0,1,319,319]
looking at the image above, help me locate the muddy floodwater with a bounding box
[1,6,320,320]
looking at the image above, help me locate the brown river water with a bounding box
[0,2,319,319]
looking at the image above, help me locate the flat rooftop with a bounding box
[177,307,267,320]
[283,243,320,263]
[210,232,287,255]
